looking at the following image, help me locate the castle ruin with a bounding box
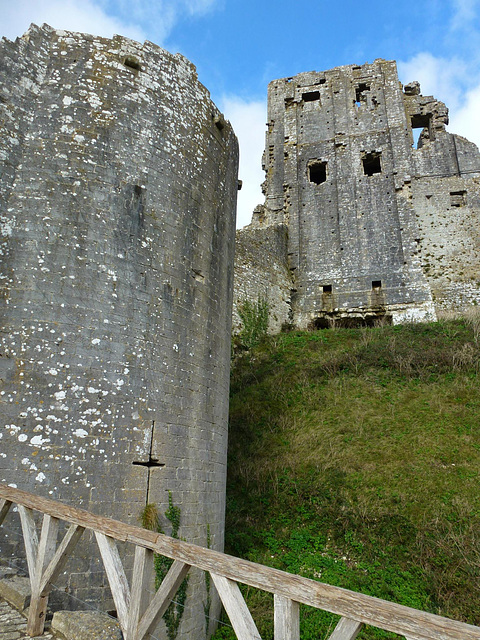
[234,59,480,331]
[2,26,480,639]
[0,24,238,638]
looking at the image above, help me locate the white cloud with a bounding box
[1,0,221,45]
[1,0,146,42]
[398,52,480,151]
[449,84,480,149]
[100,0,219,41]
[397,0,480,152]
[221,96,266,229]
[397,53,467,111]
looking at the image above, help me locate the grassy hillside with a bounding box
[213,319,480,639]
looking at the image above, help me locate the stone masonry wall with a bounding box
[0,24,238,639]
[234,60,480,331]
[233,215,292,335]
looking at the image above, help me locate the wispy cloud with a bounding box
[99,0,219,41]
[398,0,480,151]
[1,0,221,45]
[450,0,480,30]
[221,96,266,229]
[183,0,219,15]
[2,0,146,42]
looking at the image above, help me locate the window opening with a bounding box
[214,114,225,131]
[372,280,382,290]
[303,90,320,102]
[411,114,432,148]
[308,160,327,184]
[309,314,392,330]
[124,56,141,71]
[450,190,467,207]
[355,83,370,107]
[362,152,382,176]
[322,284,332,293]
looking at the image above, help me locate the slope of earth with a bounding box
[214,319,480,639]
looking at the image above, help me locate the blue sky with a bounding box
[2,0,480,226]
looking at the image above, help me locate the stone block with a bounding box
[52,611,122,640]
[0,576,31,611]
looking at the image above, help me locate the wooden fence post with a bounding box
[274,594,300,640]
[26,514,59,635]
[125,546,154,640]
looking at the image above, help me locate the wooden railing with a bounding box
[0,483,479,640]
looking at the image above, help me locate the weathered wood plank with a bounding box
[18,506,39,583]
[211,573,261,640]
[39,524,85,595]
[1,483,151,542]
[125,546,154,640]
[27,514,59,636]
[328,617,363,640]
[136,559,191,640]
[274,595,299,640]
[0,499,12,526]
[2,483,480,640]
[95,532,131,633]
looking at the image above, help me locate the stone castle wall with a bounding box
[0,24,238,638]
[233,218,292,334]
[234,60,480,331]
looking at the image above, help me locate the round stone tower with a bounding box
[0,23,238,638]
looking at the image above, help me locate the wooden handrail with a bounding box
[0,483,479,640]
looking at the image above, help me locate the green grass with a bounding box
[213,319,480,639]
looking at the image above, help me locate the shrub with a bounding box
[236,296,270,350]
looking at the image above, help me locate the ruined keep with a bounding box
[0,23,238,637]
[233,59,480,331]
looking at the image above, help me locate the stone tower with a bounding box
[233,59,480,331]
[0,24,238,637]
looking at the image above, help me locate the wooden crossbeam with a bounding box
[38,523,84,595]
[135,559,191,640]
[0,499,11,526]
[274,594,300,640]
[18,506,39,582]
[95,532,131,633]
[328,617,363,640]
[211,573,262,640]
[15,505,85,636]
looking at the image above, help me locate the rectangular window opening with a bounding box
[124,56,142,71]
[308,160,327,185]
[372,280,382,290]
[362,152,382,176]
[322,284,332,294]
[450,190,467,207]
[303,90,320,102]
[355,83,370,107]
[411,114,432,148]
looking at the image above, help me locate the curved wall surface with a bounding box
[0,23,238,637]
